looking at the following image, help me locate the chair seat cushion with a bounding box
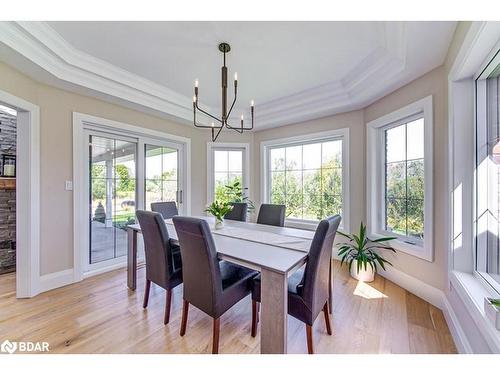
[216,260,258,318]
[251,267,304,302]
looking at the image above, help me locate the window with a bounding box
[475,51,500,293]
[207,143,249,203]
[367,96,433,260]
[262,129,349,230]
[145,145,180,210]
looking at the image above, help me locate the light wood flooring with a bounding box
[0,261,457,354]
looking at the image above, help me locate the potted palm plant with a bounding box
[337,222,396,282]
[205,200,233,229]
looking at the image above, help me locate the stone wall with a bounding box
[0,108,16,273]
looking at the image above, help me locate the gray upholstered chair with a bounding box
[172,216,258,354]
[251,215,341,354]
[136,210,182,325]
[224,202,248,222]
[256,203,286,227]
[151,201,179,219]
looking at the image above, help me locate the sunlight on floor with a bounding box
[353,280,388,300]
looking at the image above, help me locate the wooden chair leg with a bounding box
[306,324,314,354]
[251,300,258,337]
[164,289,172,325]
[212,318,220,354]
[180,299,189,336]
[328,260,333,314]
[143,280,151,308]
[323,302,332,335]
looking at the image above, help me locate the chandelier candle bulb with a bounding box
[195,79,198,87]
[234,72,238,81]
[251,100,254,107]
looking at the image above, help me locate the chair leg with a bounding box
[251,300,258,337]
[328,260,333,314]
[306,324,314,354]
[164,289,172,325]
[143,280,151,308]
[180,299,189,336]
[323,302,332,335]
[212,318,220,354]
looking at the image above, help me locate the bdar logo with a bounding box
[1,340,17,354]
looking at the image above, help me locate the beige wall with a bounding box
[0,62,253,275]
[251,110,365,232]
[364,65,448,290]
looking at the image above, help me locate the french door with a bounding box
[84,130,185,274]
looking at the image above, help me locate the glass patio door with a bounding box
[88,133,137,268]
[144,142,183,212]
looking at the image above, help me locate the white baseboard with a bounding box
[38,268,75,294]
[441,296,473,353]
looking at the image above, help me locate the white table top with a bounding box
[128,216,312,274]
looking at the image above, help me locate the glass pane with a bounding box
[386,162,406,199]
[228,150,243,172]
[270,147,285,171]
[324,195,342,217]
[385,197,406,236]
[303,195,322,221]
[271,171,286,197]
[145,145,163,179]
[407,118,424,160]
[407,199,424,240]
[228,172,242,185]
[162,148,178,180]
[322,140,342,168]
[145,179,162,209]
[286,145,302,171]
[286,194,303,219]
[286,171,302,196]
[214,150,228,172]
[386,124,406,163]
[302,143,321,170]
[407,159,424,200]
[271,193,286,206]
[303,169,321,195]
[321,168,342,195]
[162,180,177,202]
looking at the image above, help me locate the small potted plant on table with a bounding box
[337,222,396,282]
[205,200,233,229]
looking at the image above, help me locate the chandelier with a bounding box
[193,42,254,142]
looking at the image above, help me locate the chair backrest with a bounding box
[298,215,341,316]
[224,202,248,222]
[256,204,286,227]
[151,201,179,219]
[136,210,179,288]
[172,216,222,317]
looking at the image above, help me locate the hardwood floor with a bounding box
[0,261,457,354]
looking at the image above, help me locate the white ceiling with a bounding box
[0,21,457,129]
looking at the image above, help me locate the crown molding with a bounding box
[0,21,409,129]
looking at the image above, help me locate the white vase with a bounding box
[350,259,375,282]
[214,219,224,230]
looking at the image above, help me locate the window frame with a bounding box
[260,128,350,231]
[206,142,250,205]
[367,95,434,261]
[474,49,500,295]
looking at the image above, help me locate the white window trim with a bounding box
[206,142,250,205]
[73,112,191,281]
[366,95,434,261]
[260,128,350,232]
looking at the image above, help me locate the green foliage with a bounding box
[488,298,500,308]
[91,165,106,200]
[215,180,255,213]
[205,200,233,222]
[337,222,397,274]
[115,164,135,193]
[385,160,424,239]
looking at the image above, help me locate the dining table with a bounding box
[127,216,331,354]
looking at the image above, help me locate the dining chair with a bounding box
[172,216,258,354]
[256,203,286,227]
[151,201,179,219]
[136,210,183,325]
[224,202,248,222]
[250,214,341,354]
